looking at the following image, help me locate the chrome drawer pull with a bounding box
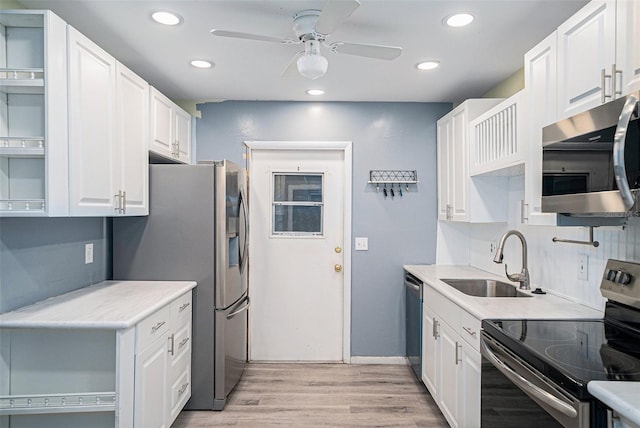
[178,302,190,312]
[151,321,166,333]
[178,337,190,349]
[178,382,189,396]
[463,326,477,336]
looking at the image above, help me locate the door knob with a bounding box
[334,264,343,272]
[335,246,342,253]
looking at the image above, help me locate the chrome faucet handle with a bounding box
[505,265,531,290]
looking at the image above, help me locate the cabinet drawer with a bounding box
[459,309,481,351]
[136,304,171,352]
[424,285,460,331]
[171,291,192,327]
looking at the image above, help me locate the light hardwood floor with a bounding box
[172,363,448,427]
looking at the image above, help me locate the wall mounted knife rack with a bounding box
[368,170,418,198]
[552,226,600,247]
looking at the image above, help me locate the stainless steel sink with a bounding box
[440,278,533,298]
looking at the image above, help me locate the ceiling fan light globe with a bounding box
[297,54,328,80]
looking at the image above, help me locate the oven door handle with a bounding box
[480,336,578,418]
[613,94,638,210]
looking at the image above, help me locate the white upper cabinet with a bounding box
[67,26,118,216]
[0,10,69,217]
[68,27,148,216]
[556,0,640,119]
[437,98,506,223]
[116,63,149,216]
[616,0,640,95]
[523,31,560,226]
[150,87,192,164]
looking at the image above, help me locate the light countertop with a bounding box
[0,280,197,330]
[404,265,603,320]
[588,382,640,426]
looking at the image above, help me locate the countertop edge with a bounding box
[0,280,197,330]
[588,381,640,425]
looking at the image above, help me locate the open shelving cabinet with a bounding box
[0,10,68,216]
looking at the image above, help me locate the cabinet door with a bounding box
[67,26,117,216]
[523,31,559,226]
[437,118,451,220]
[616,0,640,95]
[116,63,148,216]
[557,0,616,119]
[458,342,481,428]
[150,88,174,159]
[174,107,191,164]
[438,321,459,428]
[422,305,439,400]
[449,108,468,222]
[135,335,169,428]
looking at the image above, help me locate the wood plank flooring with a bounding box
[172,363,448,427]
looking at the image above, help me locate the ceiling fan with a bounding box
[210,0,402,80]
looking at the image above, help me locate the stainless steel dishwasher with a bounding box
[404,271,423,380]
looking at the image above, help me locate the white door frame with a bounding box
[244,140,352,362]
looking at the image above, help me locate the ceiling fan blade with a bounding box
[210,29,297,44]
[328,42,402,60]
[282,51,304,77]
[314,0,360,34]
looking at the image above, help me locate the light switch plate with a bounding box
[355,237,368,251]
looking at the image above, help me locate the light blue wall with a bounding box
[0,218,110,313]
[196,101,451,357]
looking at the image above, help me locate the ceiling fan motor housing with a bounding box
[293,10,323,40]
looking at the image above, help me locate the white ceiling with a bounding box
[17,0,588,103]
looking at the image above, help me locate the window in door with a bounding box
[272,173,323,236]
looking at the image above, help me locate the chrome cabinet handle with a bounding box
[433,319,440,339]
[179,302,190,312]
[121,190,126,214]
[602,68,612,103]
[613,94,638,210]
[151,320,166,333]
[481,336,578,418]
[455,342,461,365]
[114,190,123,213]
[520,199,528,223]
[462,326,477,337]
[178,337,189,349]
[168,334,175,356]
[613,63,622,98]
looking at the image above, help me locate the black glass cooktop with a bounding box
[482,317,640,399]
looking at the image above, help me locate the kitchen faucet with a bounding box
[493,230,530,290]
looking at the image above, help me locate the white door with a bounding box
[248,144,349,362]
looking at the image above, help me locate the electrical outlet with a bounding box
[578,255,588,280]
[85,243,94,264]
[489,241,497,255]
[355,237,368,251]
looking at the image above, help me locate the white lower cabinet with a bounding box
[134,291,192,428]
[422,285,481,428]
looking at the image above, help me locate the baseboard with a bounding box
[349,356,409,365]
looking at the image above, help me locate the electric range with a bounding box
[481,259,640,428]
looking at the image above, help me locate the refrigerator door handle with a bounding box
[227,296,250,320]
[239,189,249,272]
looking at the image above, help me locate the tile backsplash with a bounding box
[438,175,640,312]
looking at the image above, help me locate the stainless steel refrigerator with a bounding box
[112,161,249,410]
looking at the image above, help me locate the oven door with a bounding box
[480,332,590,428]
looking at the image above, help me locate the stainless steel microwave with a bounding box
[541,91,640,217]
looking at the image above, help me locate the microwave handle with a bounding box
[613,94,638,210]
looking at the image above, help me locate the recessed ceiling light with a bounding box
[190,60,213,69]
[416,61,440,71]
[151,11,182,26]
[306,89,325,96]
[445,13,474,27]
